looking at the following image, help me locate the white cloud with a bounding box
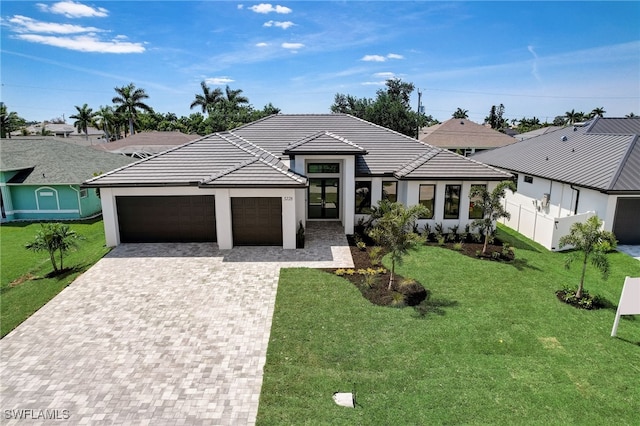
[205,77,234,85]
[263,20,295,29]
[387,53,404,60]
[374,72,396,78]
[249,4,292,14]
[256,42,269,47]
[362,81,386,86]
[282,42,304,50]
[17,34,145,53]
[8,15,101,34]
[237,4,244,10]
[37,1,108,18]
[527,45,541,82]
[362,55,386,62]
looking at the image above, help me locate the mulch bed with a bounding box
[325,235,513,308]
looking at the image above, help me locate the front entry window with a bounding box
[308,178,339,219]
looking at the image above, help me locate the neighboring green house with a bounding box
[1,137,134,222]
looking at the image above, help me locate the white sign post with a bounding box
[611,276,640,337]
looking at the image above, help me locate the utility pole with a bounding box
[416,89,423,139]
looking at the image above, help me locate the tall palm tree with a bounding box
[94,105,115,141]
[564,109,580,125]
[112,83,153,136]
[190,81,223,116]
[223,85,249,110]
[452,108,469,119]
[590,107,606,118]
[69,104,97,140]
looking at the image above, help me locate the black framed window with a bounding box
[419,185,435,219]
[355,181,372,214]
[382,181,397,203]
[524,175,533,184]
[444,184,461,219]
[307,163,340,174]
[468,184,486,219]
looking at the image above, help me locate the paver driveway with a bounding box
[0,223,353,425]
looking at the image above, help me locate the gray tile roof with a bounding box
[419,118,516,149]
[1,137,135,185]
[472,119,640,192]
[284,131,368,155]
[85,114,512,188]
[94,131,200,155]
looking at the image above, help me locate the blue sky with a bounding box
[2,1,639,124]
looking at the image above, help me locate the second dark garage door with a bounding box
[613,197,640,245]
[232,197,282,246]
[117,195,216,243]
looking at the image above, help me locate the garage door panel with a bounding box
[232,197,282,246]
[613,198,640,245]
[117,196,216,243]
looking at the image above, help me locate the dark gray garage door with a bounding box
[613,198,640,245]
[117,196,216,243]
[232,197,282,246]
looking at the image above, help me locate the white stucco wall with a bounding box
[502,173,617,250]
[99,186,298,249]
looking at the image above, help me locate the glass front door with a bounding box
[308,178,339,219]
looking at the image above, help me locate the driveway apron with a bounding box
[0,223,353,425]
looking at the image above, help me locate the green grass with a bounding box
[258,225,640,425]
[1,219,110,338]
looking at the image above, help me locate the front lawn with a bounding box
[0,219,110,338]
[258,225,640,425]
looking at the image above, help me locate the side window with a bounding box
[524,175,533,184]
[419,185,435,219]
[382,181,397,203]
[444,184,461,219]
[468,184,486,219]
[355,181,372,214]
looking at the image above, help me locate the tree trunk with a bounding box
[576,252,589,299]
[128,118,134,136]
[388,259,396,290]
[483,233,489,255]
[59,248,64,271]
[48,250,58,272]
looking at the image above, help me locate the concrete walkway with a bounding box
[617,245,640,262]
[0,223,353,425]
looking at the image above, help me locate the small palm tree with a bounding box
[469,181,516,255]
[368,200,428,290]
[69,104,97,140]
[112,83,153,136]
[25,223,81,274]
[190,81,223,116]
[558,215,617,299]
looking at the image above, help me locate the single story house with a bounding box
[1,137,134,222]
[94,131,200,159]
[419,118,515,156]
[84,114,512,249]
[473,117,640,249]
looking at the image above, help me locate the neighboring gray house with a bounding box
[84,114,512,249]
[1,137,134,222]
[419,118,515,156]
[473,117,640,248]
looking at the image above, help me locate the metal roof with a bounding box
[1,137,134,185]
[472,120,640,192]
[85,114,513,188]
